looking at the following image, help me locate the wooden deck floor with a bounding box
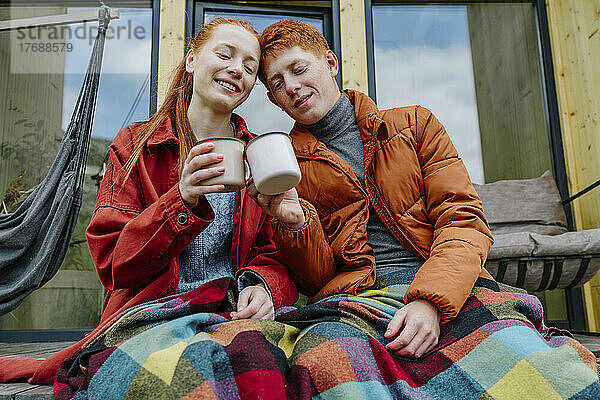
[0,341,75,400]
[1,335,599,399]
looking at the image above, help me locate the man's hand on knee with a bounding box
[384,299,441,358]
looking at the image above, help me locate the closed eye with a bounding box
[272,80,283,91]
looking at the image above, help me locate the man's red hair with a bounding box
[258,19,330,85]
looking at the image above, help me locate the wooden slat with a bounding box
[157,0,186,108]
[0,384,52,400]
[14,385,53,400]
[546,0,600,332]
[339,0,368,93]
[0,342,74,398]
[0,343,74,358]
[0,9,120,31]
[0,383,40,398]
[573,333,600,351]
[0,343,71,358]
[0,341,75,357]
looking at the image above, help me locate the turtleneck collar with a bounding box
[300,93,357,144]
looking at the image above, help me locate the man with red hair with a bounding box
[248,19,495,358]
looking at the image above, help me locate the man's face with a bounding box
[263,46,341,125]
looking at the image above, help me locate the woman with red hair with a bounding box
[0,17,297,389]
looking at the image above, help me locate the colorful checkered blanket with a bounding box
[55,268,600,399]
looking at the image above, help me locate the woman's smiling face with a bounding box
[186,24,260,115]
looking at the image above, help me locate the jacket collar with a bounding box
[146,113,253,148]
[343,89,388,142]
[146,115,177,147]
[289,89,388,156]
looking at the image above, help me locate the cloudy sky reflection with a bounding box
[373,5,484,184]
[62,7,151,141]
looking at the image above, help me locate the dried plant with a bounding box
[1,171,36,214]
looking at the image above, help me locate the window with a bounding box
[371,2,552,185]
[370,1,581,329]
[63,6,152,142]
[0,1,153,330]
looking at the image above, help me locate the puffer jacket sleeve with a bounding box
[403,106,494,324]
[272,198,337,297]
[85,128,214,291]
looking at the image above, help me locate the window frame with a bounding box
[149,0,160,114]
[0,0,156,342]
[189,1,341,87]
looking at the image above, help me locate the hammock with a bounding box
[0,6,112,315]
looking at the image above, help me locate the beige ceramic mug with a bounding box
[245,132,301,195]
[197,137,246,192]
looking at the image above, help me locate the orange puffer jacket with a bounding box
[274,89,494,323]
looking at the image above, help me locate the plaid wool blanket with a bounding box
[55,268,600,399]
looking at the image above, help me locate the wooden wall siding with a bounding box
[339,0,368,94]
[546,0,600,331]
[0,271,103,330]
[157,0,186,108]
[467,3,552,184]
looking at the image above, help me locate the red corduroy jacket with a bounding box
[0,114,297,385]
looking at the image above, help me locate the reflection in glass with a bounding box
[373,3,559,322]
[63,7,152,141]
[0,5,152,329]
[373,5,484,183]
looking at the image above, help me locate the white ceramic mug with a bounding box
[245,132,301,195]
[197,137,246,192]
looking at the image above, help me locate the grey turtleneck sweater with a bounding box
[302,94,423,274]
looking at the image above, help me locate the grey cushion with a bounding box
[533,230,600,256]
[473,171,568,236]
[489,229,600,259]
[485,257,600,291]
[488,232,535,259]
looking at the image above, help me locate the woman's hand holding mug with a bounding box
[179,142,225,208]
